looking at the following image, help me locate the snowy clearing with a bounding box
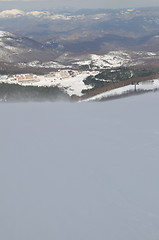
[0,70,98,96]
[75,51,132,69]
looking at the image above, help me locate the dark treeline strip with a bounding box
[79,74,159,100]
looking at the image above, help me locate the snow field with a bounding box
[0,92,159,240]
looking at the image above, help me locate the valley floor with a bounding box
[0,70,98,97]
[1,71,159,102]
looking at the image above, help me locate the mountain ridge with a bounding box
[0,30,60,63]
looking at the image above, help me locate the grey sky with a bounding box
[0,0,159,10]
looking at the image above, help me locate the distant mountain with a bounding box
[0,9,45,18]
[0,9,74,20]
[1,8,159,64]
[0,30,59,63]
[0,9,25,18]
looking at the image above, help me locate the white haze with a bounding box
[0,92,159,240]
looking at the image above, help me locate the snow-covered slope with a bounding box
[1,92,159,240]
[72,50,158,69]
[74,51,132,68]
[1,71,159,98]
[84,79,159,101]
[0,70,98,97]
[0,30,26,62]
[0,30,58,62]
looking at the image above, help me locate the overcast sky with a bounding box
[0,0,159,10]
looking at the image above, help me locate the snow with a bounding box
[33,71,97,96]
[26,11,49,17]
[146,52,156,56]
[84,79,159,101]
[0,70,98,96]
[18,61,70,69]
[1,72,159,98]
[50,14,72,20]
[127,8,135,12]
[0,31,14,38]
[0,9,25,18]
[75,51,132,69]
[4,45,23,53]
[0,9,84,21]
[1,92,159,240]
[0,31,23,53]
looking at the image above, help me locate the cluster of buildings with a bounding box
[0,73,38,84]
[0,69,89,85]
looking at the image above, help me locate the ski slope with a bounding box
[0,92,159,240]
[84,79,159,101]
